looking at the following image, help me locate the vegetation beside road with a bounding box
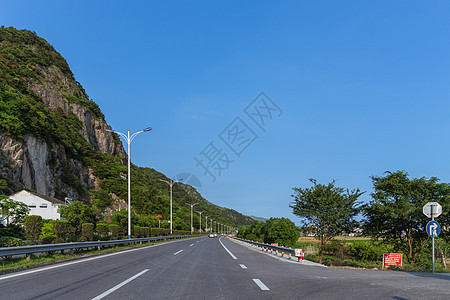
[238,170,449,272]
[288,171,450,272]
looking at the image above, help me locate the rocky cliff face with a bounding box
[0,37,126,201]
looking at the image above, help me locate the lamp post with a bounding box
[160,178,183,234]
[106,127,152,239]
[186,203,198,234]
[205,216,209,232]
[197,211,204,233]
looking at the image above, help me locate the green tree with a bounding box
[362,171,450,263]
[265,218,299,247]
[0,195,29,226]
[290,179,363,262]
[58,201,99,235]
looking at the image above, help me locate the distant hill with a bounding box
[250,216,268,222]
[0,26,254,229]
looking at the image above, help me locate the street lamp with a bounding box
[186,203,198,234]
[205,216,209,232]
[197,211,204,233]
[106,127,152,239]
[160,178,183,234]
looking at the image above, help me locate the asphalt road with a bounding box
[0,236,449,299]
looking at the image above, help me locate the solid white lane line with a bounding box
[92,269,149,300]
[253,279,270,291]
[190,244,194,247]
[219,237,237,260]
[239,264,247,269]
[173,250,184,255]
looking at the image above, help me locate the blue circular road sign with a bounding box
[426,221,440,237]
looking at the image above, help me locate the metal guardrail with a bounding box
[232,237,305,261]
[0,235,196,258]
[233,237,295,255]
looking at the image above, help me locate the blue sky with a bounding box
[2,1,450,223]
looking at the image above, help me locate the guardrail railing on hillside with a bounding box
[232,237,305,262]
[0,235,197,259]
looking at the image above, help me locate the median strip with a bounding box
[253,279,270,291]
[92,269,149,300]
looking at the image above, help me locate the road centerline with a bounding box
[253,279,270,291]
[92,269,149,300]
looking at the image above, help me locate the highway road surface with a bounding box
[1,236,449,299]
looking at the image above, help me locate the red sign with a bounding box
[383,253,402,268]
[271,243,278,246]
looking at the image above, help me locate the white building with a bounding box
[9,190,65,220]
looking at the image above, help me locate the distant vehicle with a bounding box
[214,233,217,237]
[209,234,215,238]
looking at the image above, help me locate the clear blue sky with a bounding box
[2,1,450,224]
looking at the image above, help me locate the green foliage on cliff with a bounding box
[0,26,254,229]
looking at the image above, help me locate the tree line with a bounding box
[290,170,449,264]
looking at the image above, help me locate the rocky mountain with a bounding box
[0,26,254,228]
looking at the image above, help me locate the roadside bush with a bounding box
[109,224,119,240]
[0,236,26,247]
[347,241,392,261]
[0,225,24,239]
[323,239,345,259]
[82,223,94,241]
[53,220,70,240]
[24,215,43,243]
[134,226,141,238]
[41,236,57,245]
[96,223,109,239]
[141,227,150,237]
[39,220,55,240]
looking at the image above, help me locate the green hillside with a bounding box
[0,26,254,230]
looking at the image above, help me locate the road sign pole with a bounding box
[432,204,435,273]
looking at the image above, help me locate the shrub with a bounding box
[347,241,393,261]
[53,220,70,240]
[39,220,55,240]
[82,223,94,241]
[141,227,150,237]
[0,236,25,247]
[24,215,43,243]
[96,223,109,239]
[109,224,119,240]
[134,226,141,238]
[41,236,56,244]
[323,239,345,259]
